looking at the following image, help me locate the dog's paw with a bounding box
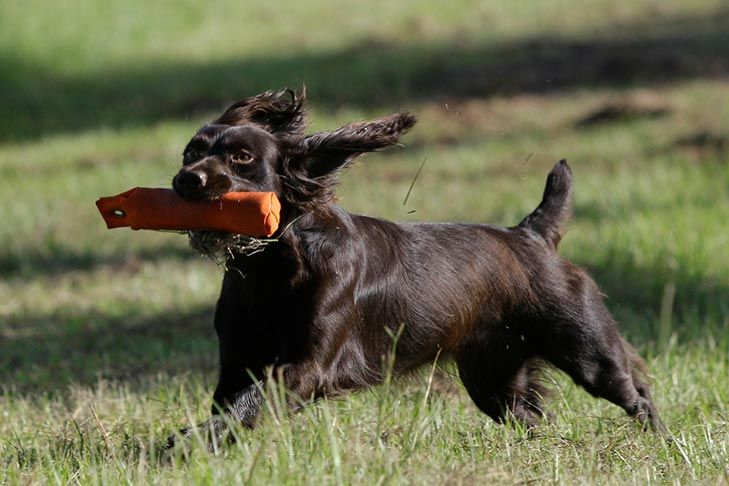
[162,418,233,455]
[163,426,192,451]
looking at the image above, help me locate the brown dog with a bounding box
[167,89,664,448]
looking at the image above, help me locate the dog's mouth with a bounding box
[188,230,273,265]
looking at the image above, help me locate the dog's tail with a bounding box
[518,159,573,248]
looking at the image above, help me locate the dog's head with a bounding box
[173,89,416,217]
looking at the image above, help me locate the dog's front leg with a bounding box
[217,362,323,423]
[199,382,267,451]
[163,370,264,452]
[164,363,322,452]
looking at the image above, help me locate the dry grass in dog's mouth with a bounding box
[188,230,276,266]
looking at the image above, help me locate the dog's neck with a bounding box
[223,205,349,281]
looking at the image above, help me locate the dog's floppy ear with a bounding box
[214,88,308,136]
[299,111,416,178]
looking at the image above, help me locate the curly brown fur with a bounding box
[213,89,309,137]
[165,88,665,450]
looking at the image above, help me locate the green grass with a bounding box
[1,0,728,484]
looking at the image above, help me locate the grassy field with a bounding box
[1,0,728,483]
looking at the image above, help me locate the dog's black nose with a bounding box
[173,170,207,198]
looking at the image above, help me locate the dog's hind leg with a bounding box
[543,329,664,432]
[538,272,665,433]
[456,339,549,429]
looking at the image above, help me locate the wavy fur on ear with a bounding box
[300,111,416,178]
[214,88,308,136]
[281,111,416,213]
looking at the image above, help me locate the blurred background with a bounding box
[0,0,727,480]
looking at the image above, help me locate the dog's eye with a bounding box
[183,149,200,163]
[232,150,254,165]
